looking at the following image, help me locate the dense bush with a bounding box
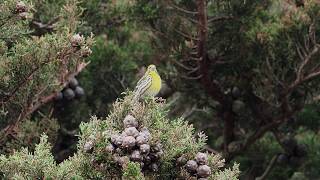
[0,94,240,179]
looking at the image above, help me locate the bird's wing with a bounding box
[136,72,150,86]
[133,75,152,100]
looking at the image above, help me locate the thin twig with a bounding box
[174,29,199,41]
[169,4,198,15]
[255,155,278,180]
[31,16,60,30]
[208,15,234,23]
[204,145,219,154]
[180,74,203,80]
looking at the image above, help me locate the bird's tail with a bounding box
[132,89,140,104]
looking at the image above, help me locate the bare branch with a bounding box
[32,16,60,30]
[173,59,197,71]
[204,145,219,154]
[180,74,203,80]
[187,66,200,75]
[296,44,305,61]
[174,29,199,41]
[265,57,283,86]
[169,4,198,15]
[302,66,320,82]
[255,155,278,180]
[208,15,234,23]
[309,22,316,45]
[289,44,319,91]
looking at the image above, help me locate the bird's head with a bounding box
[147,64,157,73]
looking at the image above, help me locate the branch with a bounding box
[295,44,318,81]
[302,66,320,82]
[255,155,278,180]
[169,4,198,15]
[174,29,199,41]
[204,145,219,154]
[272,130,286,150]
[287,44,319,92]
[1,59,52,103]
[0,62,89,145]
[265,57,283,87]
[31,16,60,31]
[287,28,320,93]
[227,109,297,161]
[208,15,234,23]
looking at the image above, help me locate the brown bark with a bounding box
[196,0,235,152]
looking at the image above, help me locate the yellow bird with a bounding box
[133,64,162,101]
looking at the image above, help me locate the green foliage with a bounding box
[2,0,320,179]
[120,1,320,179]
[0,0,32,42]
[295,129,320,178]
[122,161,144,180]
[0,0,91,123]
[54,0,156,136]
[0,134,92,179]
[0,94,240,179]
[296,104,320,130]
[3,116,59,154]
[32,0,66,23]
[0,134,57,179]
[213,163,240,180]
[0,0,93,155]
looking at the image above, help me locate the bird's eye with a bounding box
[148,65,155,70]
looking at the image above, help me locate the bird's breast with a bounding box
[148,72,161,96]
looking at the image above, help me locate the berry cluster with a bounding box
[54,77,85,101]
[110,115,163,171]
[277,137,307,166]
[70,34,92,57]
[230,87,245,114]
[84,115,164,172]
[216,86,245,114]
[15,1,29,19]
[183,152,212,179]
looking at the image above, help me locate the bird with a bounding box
[133,64,162,101]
